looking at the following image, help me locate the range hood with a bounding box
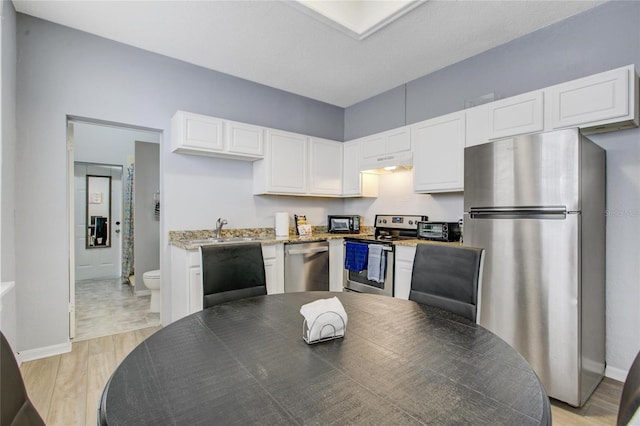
[359,150,413,174]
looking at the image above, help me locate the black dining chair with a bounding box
[200,242,267,308]
[1,332,45,426]
[409,244,484,322]
[618,349,640,426]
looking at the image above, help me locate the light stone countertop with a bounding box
[169,227,463,250]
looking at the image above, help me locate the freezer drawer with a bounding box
[464,212,583,405]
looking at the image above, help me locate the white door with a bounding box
[75,163,123,280]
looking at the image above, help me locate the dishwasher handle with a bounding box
[286,247,329,255]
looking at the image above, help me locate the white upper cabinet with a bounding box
[254,129,308,195]
[225,120,264,157]
[308,137,343,196]
[487,90,544,140]
[172,111,224,154]
[465,104,490,147]
[546,65,639,133]
[412,111,466,193]
[342,140,378,197]
[359,126,412,171]
[171,111,264,160]
[254,131,346,197]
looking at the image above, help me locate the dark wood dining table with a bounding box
[98,291,551,425]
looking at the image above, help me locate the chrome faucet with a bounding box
[215,218,228,238]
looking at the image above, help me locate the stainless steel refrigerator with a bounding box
[463,128,605,407]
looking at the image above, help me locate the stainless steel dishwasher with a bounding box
[284,241,329,292]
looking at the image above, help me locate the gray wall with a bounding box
[14,12,344,352]
[345,1,640,378]
[346,1,640,138]
[134,141,160,291]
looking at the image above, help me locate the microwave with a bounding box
[328,215,360,234]
[417,221,461,242]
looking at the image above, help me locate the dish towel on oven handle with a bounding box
[344,241,368,272]
[367,244,386,283]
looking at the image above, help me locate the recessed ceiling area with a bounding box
[288,0,425,40]
[12,0,606,107]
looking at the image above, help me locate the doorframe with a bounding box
[67,121,76,339]
[67,115,162,340]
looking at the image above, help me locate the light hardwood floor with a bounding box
[21,326,623,425]
[20,326,161,426]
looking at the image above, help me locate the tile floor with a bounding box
[74,278,160,341]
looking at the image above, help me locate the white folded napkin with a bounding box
[300,297,348,342]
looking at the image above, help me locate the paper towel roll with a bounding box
[275,212,289,237]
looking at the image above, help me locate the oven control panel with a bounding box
[375,215,428,230]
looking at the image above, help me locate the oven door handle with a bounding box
[343,242,393,252]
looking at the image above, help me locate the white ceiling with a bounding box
[12,0,605,108]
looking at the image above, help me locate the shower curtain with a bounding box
[122,164,134,283]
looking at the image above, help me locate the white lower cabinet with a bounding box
[328,239,345,292]
[412,111,466,193]
[394,245,416,300]
[170,243,284,319]
[262,244,285,295]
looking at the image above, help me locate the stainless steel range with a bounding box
[343,214,427,296]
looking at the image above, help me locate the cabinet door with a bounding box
[188,266,202,314]
[465,104,490,147]
[341,140,378,198]
[342,140,361,196]
[385,126,411,153]
[412,111,465,193]
[171,111,224,153]
[262,244,284,294]
[547,66,635,131]
[308,138,343,196]
[225,120,264,157]
[487,91,544,140]
[394,246,416,300]
[265,130,308,194]
[360,134,386,160]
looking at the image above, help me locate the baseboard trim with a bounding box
[18,340,72,363]
[605,365,628,382]
[135,289,151,296]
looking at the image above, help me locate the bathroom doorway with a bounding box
[68,118,161,340]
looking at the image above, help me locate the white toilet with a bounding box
[143,270,161,313]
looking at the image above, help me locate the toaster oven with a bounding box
[417,221,461,242]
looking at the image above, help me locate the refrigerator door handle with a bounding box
[468,207,567,220]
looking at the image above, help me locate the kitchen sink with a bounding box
[189,237,266,245]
